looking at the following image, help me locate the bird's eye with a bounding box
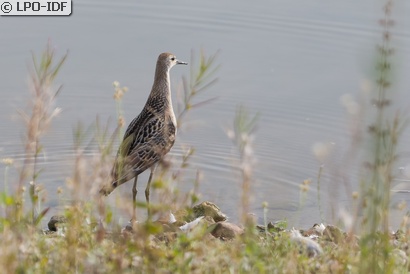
[171,57,175,61]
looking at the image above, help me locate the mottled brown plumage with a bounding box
[100,53,187,215]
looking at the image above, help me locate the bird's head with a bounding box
[158,52,188,69]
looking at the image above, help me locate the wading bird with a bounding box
[100,52,187,218]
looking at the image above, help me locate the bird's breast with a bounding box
[166,114,177,141]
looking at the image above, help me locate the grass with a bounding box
[357,1,405,273]
[227,105,259,226]
[0,1,409,272]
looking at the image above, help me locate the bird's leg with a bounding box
[132,175,138,222]
[145,166,156,218]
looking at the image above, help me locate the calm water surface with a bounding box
[1,0,410,227]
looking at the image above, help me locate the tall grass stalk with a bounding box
[296,179,311,227]
[312,142,332,224]
[1,158,13,195]
[359,1,405,272]
[262,201,269,239]
[112,81,128,140]
[227,105,259,226]
[316,165,325,223]
[177,49,219,128]
[17,43,67,224]
[1,159,13,221]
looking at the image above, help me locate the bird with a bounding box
[100,52,187,218]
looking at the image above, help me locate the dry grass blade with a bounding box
[16,42,67,225]
[177,49,219,127]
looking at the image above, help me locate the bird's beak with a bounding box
[176,60,188,65]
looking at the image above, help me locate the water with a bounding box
[1,0,410,228]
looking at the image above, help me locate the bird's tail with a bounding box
[99,181,118,196]
[99,166,134,196]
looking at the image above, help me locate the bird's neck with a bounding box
[148,66,174,115]
[152,67,171,100]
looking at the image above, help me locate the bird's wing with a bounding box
[127,116,170,172]
[110,131,137,185]
[111,112,175,185]
[110,111,148,184]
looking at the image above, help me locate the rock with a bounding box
[323,225,344,244]
[193,201,227,222]
[122,219,140,233]
[267,221,287,232]
[290,229,323,257]
[123,223,134,233]
[173,208,189,222]
[392,248,408,266]
[394,229,405,240]
[156,232,178,244]
[203,216,216,225]
[48,215,67,232]
[302,223,326,237]
[257,221,287,233]
[179,217,204,232]
[210,222,244,240]
[160,223,182,233]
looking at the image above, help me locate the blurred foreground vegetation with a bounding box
[1,1,410,272]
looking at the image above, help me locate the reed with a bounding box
[14,43,67,225]
[227,105,259,227]
[358,1,405,273]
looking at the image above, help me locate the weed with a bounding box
[358,1,406,273]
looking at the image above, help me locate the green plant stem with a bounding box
[317,164,324,223]
[4,166,8,195]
